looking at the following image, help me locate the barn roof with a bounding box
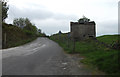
[70,21,95,25]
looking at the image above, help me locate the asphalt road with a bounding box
[2,37,99,75]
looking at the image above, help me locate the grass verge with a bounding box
[50,33,120,75]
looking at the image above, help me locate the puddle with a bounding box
[63,68,66,70]
[62,62,67,65]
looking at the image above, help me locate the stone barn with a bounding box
[70,17,96,41]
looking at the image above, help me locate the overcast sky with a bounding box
[5,0,119,36]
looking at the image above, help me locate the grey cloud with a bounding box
[53,13,78,21]
[6,3,78,36]
[35,19,118,36]
[7,3,118,36]
[118,1,120,34]
[34,19,70,35]
[38,24,69,36]
[97,21,118,36]
[7,4,78,22]
[8,4,54,20]
[6,4,77,35]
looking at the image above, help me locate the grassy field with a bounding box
[50,33,120,75]
[97,35,120,45]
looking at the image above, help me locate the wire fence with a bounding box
[51,34,120,53]
[51,33,77,53]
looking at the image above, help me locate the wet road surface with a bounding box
[2,37,101,75]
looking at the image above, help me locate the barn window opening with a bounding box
[89,36,93,37]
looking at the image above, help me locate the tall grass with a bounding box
[2,23,37,49]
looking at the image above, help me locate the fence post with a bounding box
[4,33,6,48]
[73,39,75,53]
[67,38,69,48]
[67,34,69,48]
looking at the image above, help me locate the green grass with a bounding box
[50,33,120,75]
[97,35,120,45]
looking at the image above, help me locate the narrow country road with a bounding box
[2,37,99,75]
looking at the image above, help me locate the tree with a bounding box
[2,0,9,22]
[13,18,25,28]
[38,29,41,33]
[13,18,32,28]
[13,18,38,36]
[23,24,37,36]
[24,24,37,33]
[78,16,90,23]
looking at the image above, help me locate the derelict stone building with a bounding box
[70,17,96,40]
